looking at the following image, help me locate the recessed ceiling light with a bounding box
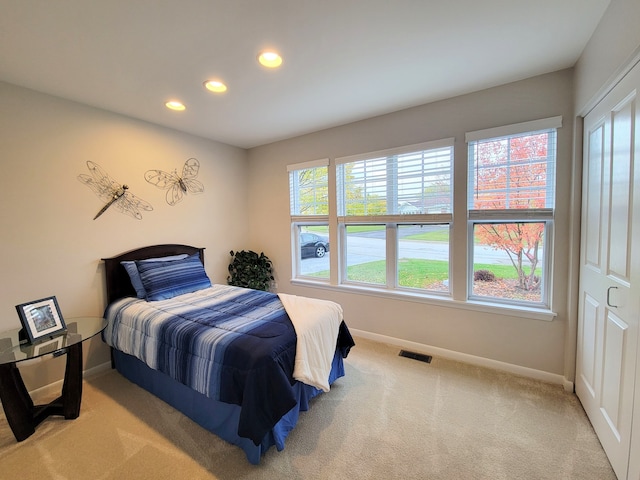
[258,50,283,68]
[204,80,228,93]
[165,100,186,111]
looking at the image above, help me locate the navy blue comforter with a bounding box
[103,284,353,444]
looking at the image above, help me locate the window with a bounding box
[337,142,453,216]
[288,160,330,280]
[287,117,560,316]
[397,223,450,292]
[336,139,454,293]
[466,117,561,307]
[288,159,329,216]
[297,226,330,279]
[344,224,386,286]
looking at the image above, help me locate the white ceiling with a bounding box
[0,0,610,149]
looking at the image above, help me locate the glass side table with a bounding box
[0,316,107,441]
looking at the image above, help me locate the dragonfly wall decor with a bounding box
[144,157,204,206]
[78,161,153,220]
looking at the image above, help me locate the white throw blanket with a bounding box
[278,293,343,392]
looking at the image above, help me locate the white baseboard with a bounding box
[351,329,575,392]
[27,361,113,403]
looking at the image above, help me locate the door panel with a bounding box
[609,98,633,280]
[577,61,640,480]
[579,294,598,396]
[601,310,627,437]
[585,124,604,268]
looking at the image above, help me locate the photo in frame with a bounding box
[15,296,67,344]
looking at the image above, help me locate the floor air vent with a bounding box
[399,350,432,363]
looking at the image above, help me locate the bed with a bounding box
[101,244,354,464]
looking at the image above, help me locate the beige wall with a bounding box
[574,0,640,114]
[243,0,640,385]
[0,81,249,389]
[5,0,639,393]
[563,0,640,394]
[247,69,575,380]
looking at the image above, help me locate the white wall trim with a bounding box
[26,361,113,403]
[579,46,640,117]
[465,116,563,142]
[286,157,329,171]
[351,328,574,392]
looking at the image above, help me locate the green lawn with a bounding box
[311,258,541,289]
[302,226,542,292]
[397,258,449,285]
[403,230,449,242]
[304,226,330,234]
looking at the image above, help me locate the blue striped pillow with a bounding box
[121,254,188,298]
[136,253,211,301]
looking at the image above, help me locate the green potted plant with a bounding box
[227,250,274,291]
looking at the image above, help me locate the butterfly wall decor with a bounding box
[78,161,153,220]
[144,157,204,206]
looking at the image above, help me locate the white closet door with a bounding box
[576,60,640,480]
[625,62,640,480]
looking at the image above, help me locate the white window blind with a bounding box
[288,159,329,216]
[467,126,558,214]
[336,140,454,217]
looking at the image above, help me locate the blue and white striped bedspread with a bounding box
[103,284,299,444]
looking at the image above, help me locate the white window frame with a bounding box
[293,222,331,280]
[465,116,561,309]
[335,139,454,294]
[288,159,330,282]
[286,123,559,321]
[466,218,553,308]
[288,158,329,217]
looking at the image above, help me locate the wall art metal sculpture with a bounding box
[78,161,153,220]
[144,157,204,206]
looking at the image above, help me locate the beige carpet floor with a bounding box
[0,338,616,480]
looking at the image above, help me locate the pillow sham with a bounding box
[135,253,211,301]
[121,254,188,298]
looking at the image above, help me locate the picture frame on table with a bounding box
[15,296,67,344]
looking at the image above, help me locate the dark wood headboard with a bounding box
[102,244,205,305]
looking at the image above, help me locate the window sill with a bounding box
[289,278,557,322]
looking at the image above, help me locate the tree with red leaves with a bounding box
[473,132,550,291]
